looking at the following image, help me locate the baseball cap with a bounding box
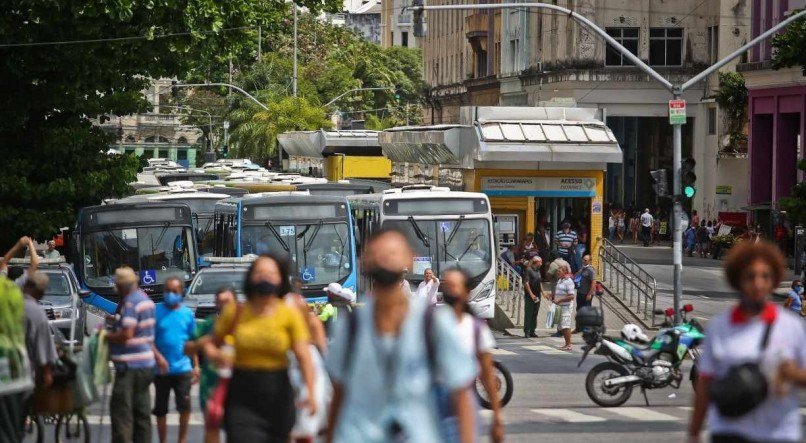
[325,282,343,295]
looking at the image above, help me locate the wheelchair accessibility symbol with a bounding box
[140,270,157,285]
[301,267,316,282]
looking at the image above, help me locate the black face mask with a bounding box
[250,280,278,297]
[364,266,403,286]
[442,291,461,306]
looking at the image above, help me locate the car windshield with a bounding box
[43,273,72,303]
[384,218,492,281]
[240,222,351,287]
[82,226,195,288]
[188,270,246,298]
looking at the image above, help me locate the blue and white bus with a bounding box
[73,202,199,313]
[213,192,357,302]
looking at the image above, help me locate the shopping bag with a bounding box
[544,303,556,329]
[552,304,562,328]
[205,377,230,429]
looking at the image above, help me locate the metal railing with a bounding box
[496,258,524,326]
[597,237,657,321]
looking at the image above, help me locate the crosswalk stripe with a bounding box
[678,406,693,411]
[605,407,679,421]
[489,348,518,355]
[83,413,205,426]
[521,345,570,355]
[531,408,607,423]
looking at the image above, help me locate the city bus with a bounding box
[296,181,386,197]
[348,186,497,318]
[115,191,230,262]
[213,192,357,301]
[73,202,199,314]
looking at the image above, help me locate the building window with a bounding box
[475,49,488,78]
[649,28,683,66]
[401,31,409,47]
[605,28,639,66]
[390,32,394,45]
[177,149,188,161]
[707,26,719,64]
[509,39,519,71]
[177,136,188,144]
[707,107,717,135]
[158,149,169,159]
[125,135,136,142]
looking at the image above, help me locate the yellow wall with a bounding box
[471,169,606,267]
[326,156,392,181]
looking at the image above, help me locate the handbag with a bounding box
[204,303,243,429]
[552,304,562,328]
[708,322,773,418]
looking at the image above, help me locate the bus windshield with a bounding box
[384,218,492,281]
[82,226,195,288]
[197,215,216,257]
[240,222,351,287]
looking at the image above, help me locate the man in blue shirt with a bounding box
[152,276,197,443]
[326,229,477,443]
[106,267,156,443]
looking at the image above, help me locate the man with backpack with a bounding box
[325,229,477,443]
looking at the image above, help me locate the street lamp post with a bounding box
[413,2,806,323]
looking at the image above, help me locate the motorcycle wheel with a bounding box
[474,360,514,409]
[689,364,698,392]
[585,362,634,407]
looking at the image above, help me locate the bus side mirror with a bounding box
[79,289,91,299]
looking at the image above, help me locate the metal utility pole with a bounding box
[169,83,269,110]
[324,86,395,106]
[413,2,806,323]
[293,4,298,97]
[223,120,230,158]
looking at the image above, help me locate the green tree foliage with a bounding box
[780,160,806,226]
[228,94,332,162]
[220,15,427,158]
[713,72,748,151]
[771,11,806,75]
[0,0,338,246]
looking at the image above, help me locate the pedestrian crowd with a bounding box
[1,231,505,443]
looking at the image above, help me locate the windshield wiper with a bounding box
[407,216,431,248]
[265,221,290,252]
[152,222,171,255]
[303,220,324,254]
[442,216,464,262]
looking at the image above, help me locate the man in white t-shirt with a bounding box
[640,209,654,247]
[415,268,439,305]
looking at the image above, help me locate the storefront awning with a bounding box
[380,107,623,168]
[277,129,381,158]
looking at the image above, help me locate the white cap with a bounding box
[325,282,343,295]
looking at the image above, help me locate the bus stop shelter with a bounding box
[379,106,623,259]
[277,129,391,181]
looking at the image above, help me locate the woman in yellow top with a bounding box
[213,253,316,442]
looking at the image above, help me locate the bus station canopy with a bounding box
[277,129,382,158]
[379,107,623,168]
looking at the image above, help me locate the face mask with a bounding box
[442,291,461,306]
[796,286,804,295]
[164,292,182,307]
[363,266,403,286]
[251,280,278,297]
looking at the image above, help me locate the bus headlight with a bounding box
[470,280,494,302]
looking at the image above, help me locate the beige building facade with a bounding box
[381,0,420,48]
[422,0,750,217]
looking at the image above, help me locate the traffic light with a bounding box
[681,157,696,198]
[650,169,668,197]
[393,87,402,101]
[413,0,426,37]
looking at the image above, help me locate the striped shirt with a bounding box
[555,230,578,255]
[110,290,156,369]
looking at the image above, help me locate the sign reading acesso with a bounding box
[481,177,596,197]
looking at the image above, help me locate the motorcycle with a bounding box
[473,359,514,409]
[576,304,706,407]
